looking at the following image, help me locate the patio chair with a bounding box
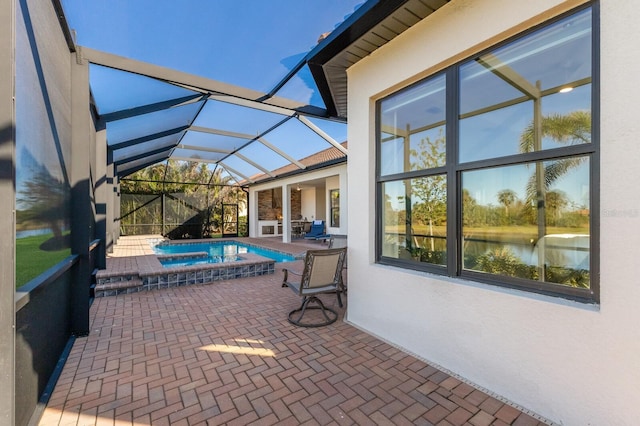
[303,220,328,240]
[328,234,347,293]
[281,247,347,327]
[302,221,312,235]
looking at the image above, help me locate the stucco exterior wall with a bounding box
[346,0,640,424]
[247,164,347,238]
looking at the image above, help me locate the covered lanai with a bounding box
[4,0,451,424]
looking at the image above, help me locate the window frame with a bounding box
[375,2,599,303]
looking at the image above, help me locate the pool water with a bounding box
[153,241,296,266]
[158,255,241,268]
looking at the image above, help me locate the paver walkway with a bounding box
[39,237,551,425]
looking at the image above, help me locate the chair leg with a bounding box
[288,296,337,327]
[294,296,313,322]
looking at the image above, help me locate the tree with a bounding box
[408,130,447,251]
[462,189,479,226]
[519,110,591,152]
[119,160,247,237]
[207,167,240,233]
[497,189,517,220]
[519,111,591,204]
[17,169,70,240]
[519,110,591,281]
[545,190,569,226]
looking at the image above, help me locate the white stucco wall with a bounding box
[301,188,316,222]
[346,0,640,424]
[247,164,347,239]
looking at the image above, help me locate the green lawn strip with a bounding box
[16,233,71,289]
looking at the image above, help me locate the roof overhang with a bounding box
[307,0,450,119]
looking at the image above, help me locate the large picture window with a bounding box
[376,5,597,302]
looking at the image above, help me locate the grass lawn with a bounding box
[16,233,71,289]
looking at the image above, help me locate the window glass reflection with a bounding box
[462,157,590,288]
[330,189,340,227]
[380,74,446,175]
[459,8,592,163]
[382,176,447,266]
[16,3,72,289]
[375,5,596,299]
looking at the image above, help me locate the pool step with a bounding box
[94,274,143,297]
[95,248,279,296]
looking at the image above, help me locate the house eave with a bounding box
[308,0,450,119]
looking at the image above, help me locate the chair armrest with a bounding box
[281,268,302,287]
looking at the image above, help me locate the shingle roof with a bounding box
[246,141,347,185]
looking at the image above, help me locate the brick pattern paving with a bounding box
[39,265,549,425]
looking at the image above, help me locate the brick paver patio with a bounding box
[38,237,551,425]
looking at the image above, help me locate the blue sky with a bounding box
[61,0,364,94]
[59,1,357,178]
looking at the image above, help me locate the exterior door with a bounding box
[222,204,238,237]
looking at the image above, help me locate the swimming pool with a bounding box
[152,240,296,267]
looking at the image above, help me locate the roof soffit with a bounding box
[309,0,450,118]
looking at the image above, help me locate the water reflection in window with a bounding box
[462,158,590,288]
[381,176,447,266]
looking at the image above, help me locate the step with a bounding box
[94,278,143,297]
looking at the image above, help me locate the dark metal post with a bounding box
[162,192,165,236]
[534,80,546,281]
[70,51,91,336]
[94,119,107,268]
[105,149,115,251]
[403,124,412,251]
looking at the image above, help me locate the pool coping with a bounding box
[95,238,308,297]
[154,239,306,261]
